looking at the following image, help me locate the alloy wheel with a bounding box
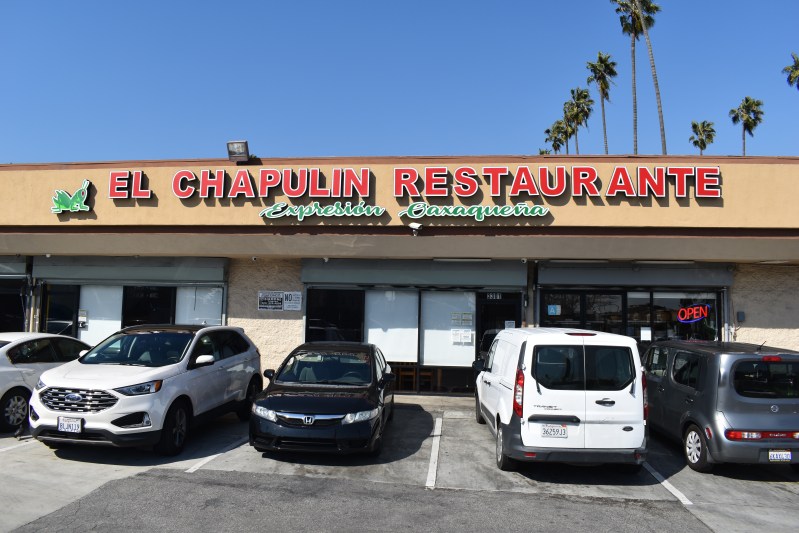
[3,394,28,427]
[685,429,702,464]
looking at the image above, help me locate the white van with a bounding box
[473,327,647,471]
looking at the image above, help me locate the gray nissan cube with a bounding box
[642,341,799,472]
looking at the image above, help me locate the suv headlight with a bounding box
[114,380,163,396]
[35,378,47,391]
[342,408,379,424]
[253,405,277,422]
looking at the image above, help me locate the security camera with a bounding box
[521,258,527,264]
[251,257,258,262]
[408,222,422,230]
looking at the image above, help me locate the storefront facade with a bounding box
[2,155,799,392]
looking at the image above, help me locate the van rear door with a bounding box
[521,343,586,449]
[583,337,645,449]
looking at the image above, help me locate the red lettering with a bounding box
[172,170,196,199]
[695,167,721,198]
[308,168,329,197]
[638,167,666,197]
[606,167,636,196]
[258,169,281,197]
[424,167,448,196]
[668,167,693,198]
[284,169,308,198]
[342,168,370,197]
[453,167,479,197]
[393,168,420,197]
[229,169,255,198]
[571,166,600,196]
[484,167,509,196]
[130,170,151,199]
[199,170,225,198]
[109,171,130,199]
[539,166,567,197]
[509,166,540,196]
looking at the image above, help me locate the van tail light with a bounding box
[513,369,524,418]
[725,430,799,441]
[641,370,648,421]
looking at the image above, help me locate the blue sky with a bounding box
[1,1,798,163]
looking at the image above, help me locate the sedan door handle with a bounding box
[483,380,491,386]
[685,397,694,404]
[657,386,665,392]
[595,399,615,406]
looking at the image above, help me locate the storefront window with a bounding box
[652,292,719,342]
[0,280,26,331]
[122,286,176,327]
[365,290,418,362]
[306,288,364,342]
[585,294,623,335]
[41,284,80,336]
[541,293,581,328]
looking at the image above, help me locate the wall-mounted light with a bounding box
[227,140,249,162]
[408,222,422,236]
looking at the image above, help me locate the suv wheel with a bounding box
[684,424,713,472]
[237,378,260,421]
[495,422,516,471]
[0,388,30,432]
[155,401,189,456]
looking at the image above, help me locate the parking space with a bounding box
[2,395,798,532]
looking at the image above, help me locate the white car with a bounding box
[29,325,262,455]
[0,332,90,433]
[473,327,647,471]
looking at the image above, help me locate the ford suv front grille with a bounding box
[40,388,118,413]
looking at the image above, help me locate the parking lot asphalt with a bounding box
[1,394,797,532]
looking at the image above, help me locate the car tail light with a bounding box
[641,371,648,421]
[762,355,782,362]
[725,430,799,441]
[513,369,524,418]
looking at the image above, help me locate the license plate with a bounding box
[541,424,568,438]
[768,449,792,462]
[57,416,82,433]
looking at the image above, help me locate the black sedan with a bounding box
[249,342,395,456]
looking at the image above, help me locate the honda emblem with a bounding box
[303,416,315,425]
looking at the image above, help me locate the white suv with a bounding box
[29,325,262,455]
[474,327,647,471]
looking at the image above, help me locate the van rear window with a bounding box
[533,345,634,391]
[733,361,799,398]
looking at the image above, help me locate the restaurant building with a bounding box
[2,155,798,393]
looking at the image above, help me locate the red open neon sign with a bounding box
[678,304,711,324]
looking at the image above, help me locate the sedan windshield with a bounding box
[81,332,193,367]
[276,350,372,386]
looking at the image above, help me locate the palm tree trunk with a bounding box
[565,137,570,155]
[631,34,638,155]
[574,127,580,155]
[635,0,667,155]
[601,97,608,155]
[742,126,746,156]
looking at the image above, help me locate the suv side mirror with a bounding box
[472,359,485,373]
[193,354,215,368]
[264,369,275,380]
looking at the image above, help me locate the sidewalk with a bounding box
[394,393,473,412]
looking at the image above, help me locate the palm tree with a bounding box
[729,97,764,156]
[545,119,569,154]
[587,52,618,154]
[612,0,660,154]
[689,120,716,156]
[563,88,594,155]
[782,52,799,91]
[538,148,552,155]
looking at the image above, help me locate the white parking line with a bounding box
[643,461,693,506]
[0,440,36,453]
[185,436,249,473]
[425,417,443,490]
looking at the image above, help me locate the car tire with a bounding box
[495,422,516,471]
[155,401,190,456]
[387,397,395,422]
[475,394,485,424]
[0,388,30,433]
[236,378,261,422]
[369,433,383,458]
[684,424,713,472]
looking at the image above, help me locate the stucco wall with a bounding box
[731,265,799,350]
[227,258,304,371]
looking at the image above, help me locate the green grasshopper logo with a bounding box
[51,180,91,214]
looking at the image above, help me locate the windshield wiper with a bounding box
[118,362,149,366]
